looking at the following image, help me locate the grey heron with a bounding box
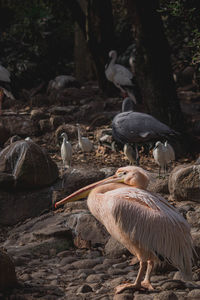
[112,110,178,165]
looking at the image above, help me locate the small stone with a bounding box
[107,268,127,275]
[160,280,185,290]
[187,289,200,299]
[60,256,77,266]
[153,291,178,300]
[72,258,103,269]
[134,293,154,300]
[113,292,134,300]
[77,284,93,293]
[86,273,109,283]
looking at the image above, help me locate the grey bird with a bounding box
[112,109,178,165]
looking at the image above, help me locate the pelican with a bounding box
[61,132,72,168]
[55,166,194,293]
[105,50,137,104]
[77,123,93,153]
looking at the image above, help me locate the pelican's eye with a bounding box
[117,171,127,177]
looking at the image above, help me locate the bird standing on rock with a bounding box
[55,166,194,294]
[77,123,93,153]
[105,50,137,104]
[61,132,72,169]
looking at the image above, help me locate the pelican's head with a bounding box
[115,166,149,189]
[54,166,150,208]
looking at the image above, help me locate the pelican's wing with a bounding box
[103,188,193,280]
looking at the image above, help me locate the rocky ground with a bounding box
[0,79,200,299]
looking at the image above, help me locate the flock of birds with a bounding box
[60,123,93,170]
[56,50,195,294]
[1,51,195,294]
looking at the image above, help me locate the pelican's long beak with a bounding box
[55,174,124,209]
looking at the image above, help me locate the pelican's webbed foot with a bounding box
[115,283,143,294]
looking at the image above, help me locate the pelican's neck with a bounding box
[90,182,126,196]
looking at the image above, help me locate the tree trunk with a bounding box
[68,0,116,93]
[126,0,184,130]
[74,0,95,81]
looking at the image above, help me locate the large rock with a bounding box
[0,122,10,146]
[0,186,54,225]
[0,140,59,189]
[1,114,38,137]
[168,164,200,202]
[0,249,17,291]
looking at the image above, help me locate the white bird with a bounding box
[55,166,194,293]
[153,141,166,176]
[123,144,136,165]
[77,124,93,153]
[105,50,137,104]
[0,64,14,115]
[61,132,73,169]
[164,141,175,164]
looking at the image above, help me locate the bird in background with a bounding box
[61,132,72,169]
[153,141,175,176]
[112,102,178,165]
[122,97,136,112]
[0,64,15,115]
[123,143,136,165]
[55,166,194,294]
[164,140,175,167]
[105,50,138,104]
[76,123,93,153]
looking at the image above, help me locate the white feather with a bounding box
[61,133,72,168]
[77,124,93,152]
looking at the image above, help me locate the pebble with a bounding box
[77,284,93,293]
[72,258,103,269]
[86,273,109,283]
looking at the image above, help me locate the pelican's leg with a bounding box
[115,261,147,294]
[141,260,154,290]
